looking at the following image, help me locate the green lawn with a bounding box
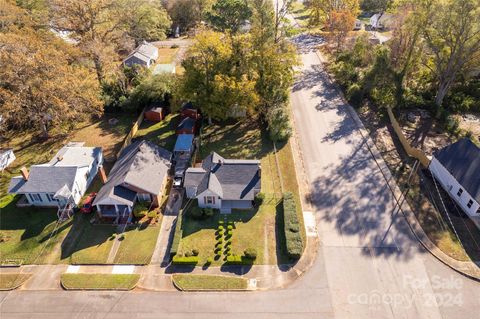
[67,217,116,265]
[177,118,304,266]
[0,274,32,290]
[0,198,73,265]
[172,274,248,291]
[134,114,178,151]
[178,206,220,265]
[61,274,139,290]
[114,224,161,265]
[0,115,135,265]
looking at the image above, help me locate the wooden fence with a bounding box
[386,107,430,168]
[116,109,145,159]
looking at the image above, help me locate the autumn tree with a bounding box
[206,0,252,33]
[48,0,171,84]
[0,29,101,137]
[181,30,258,122]
[166,0,214,33]
[327,10,356,51]
[250,0,297,141]
[307,0,360,27]
[423,0,480,108]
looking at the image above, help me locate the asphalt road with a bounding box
[1,35,479,319]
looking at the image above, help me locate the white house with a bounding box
[8,142,103,213]
[429,138,480,221]
[183,152,261,213]
[369,13,394,30]
[123,41,159,68]
[0,148,15,171]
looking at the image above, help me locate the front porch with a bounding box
[96,204,132,224]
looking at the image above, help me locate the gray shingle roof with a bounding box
[184,152,261,200]
[8,166,78,194]
[93,140,172,206]
[433,138,480,202]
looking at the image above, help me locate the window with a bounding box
[205,196,215,205]
[46,193,56,202]
[457,188,463,197]
[467,200,474,209]
[85,171,90,180]
[30,193,42,202]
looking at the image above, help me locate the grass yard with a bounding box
[61,274,139,290]
[65,216,116,264]
[177,118,304,266]
[0,274,32,290]
[172,274,248,291]
[178,207,220,265]
[0,198,73,265]
[134,114,178,151]
[114,223,161,265]
[155,47,179,64]
[0,114,135,265]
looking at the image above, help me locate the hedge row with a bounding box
[169,211,183,258]
[172,255,199,265]
[224,255,253,265]
[283,192,304,259]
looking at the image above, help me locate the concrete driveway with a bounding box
[1,35,479,319]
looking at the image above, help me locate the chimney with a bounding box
[57,156,63,162]
[20,167,29,181]
[98,166,107,184]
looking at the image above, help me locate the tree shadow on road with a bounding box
[307,136,425,262]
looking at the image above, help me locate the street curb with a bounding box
[313,49,480,282]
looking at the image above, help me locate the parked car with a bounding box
[173,176,183,189]
[80,192,97,213]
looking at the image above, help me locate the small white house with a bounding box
[184,152,261,213]
[8,142,103,211]
[123,41,159,68]
[429,138,480,220]
[0,148,15,171]
[369,13,394,30]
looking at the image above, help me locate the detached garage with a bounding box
[145,106,165,122]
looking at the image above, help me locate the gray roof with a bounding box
[124,52,151,65]
[184,152,261,200]
[8,166,78,194]
[136,42,158,59]
[93,140,172,206]
[433,138,480,202]
[49,145,101,167]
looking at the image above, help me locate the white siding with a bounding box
[196,189,222,209]
[429,157,480,217]
[26,193,59,207]
[0,150,15,171]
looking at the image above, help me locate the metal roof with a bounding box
[174,134,194,152]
